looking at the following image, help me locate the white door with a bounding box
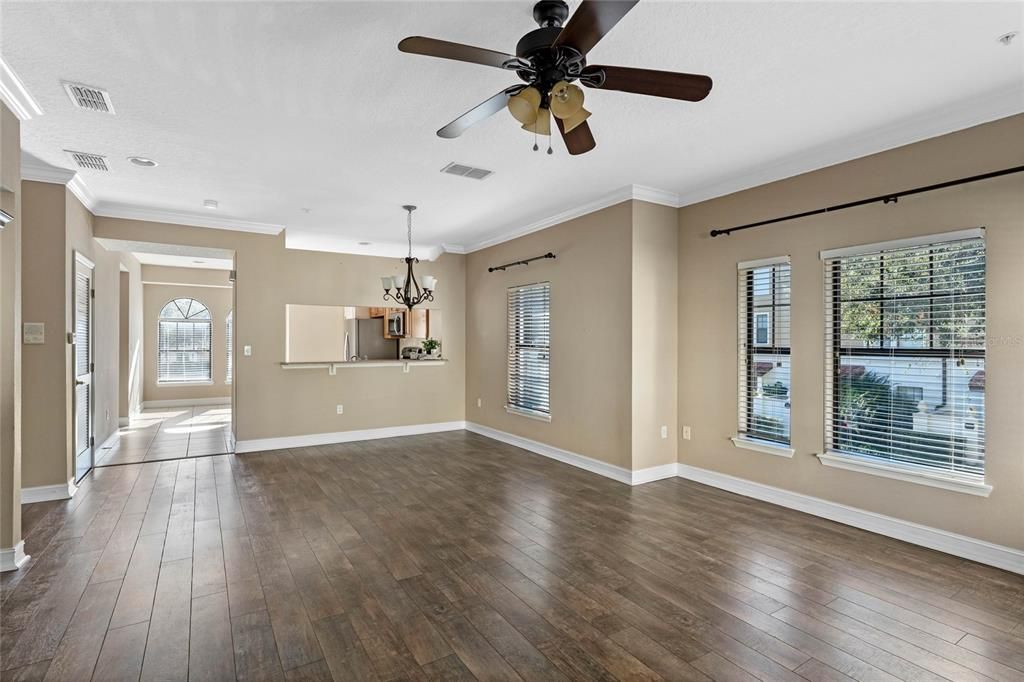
[74,253,94,482]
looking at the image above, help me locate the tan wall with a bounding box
[0,102,22,551]
[20,182,67,488]
[141,265,232,288]
[143,280,233,403]
[677,114,1024,550]
[631,201,679,470]
[466,202,634,469]
[93,219,466,442]
[20,184,144,489]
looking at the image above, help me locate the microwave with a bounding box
[387,311,404,337]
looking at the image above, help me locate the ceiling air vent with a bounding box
[441,162,493,181]
[62,82,115,114]
[65,150,109,171]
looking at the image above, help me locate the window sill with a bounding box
[157,380,214,386]
[817,451,992,497]
[731,436,794,458]
[506,406,551,423]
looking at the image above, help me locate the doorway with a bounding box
[73,252,94,482]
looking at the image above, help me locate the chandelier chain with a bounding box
[407,208,413,259]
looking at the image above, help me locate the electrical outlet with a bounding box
[682,426,692,440]
[336,404,344,415]
[660,425,668,439]
[243,345,252,357]
[477,398,482,408]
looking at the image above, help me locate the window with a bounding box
[226,310,233,383]
[823,230,986,481]
[738,258,791,445]
[507,282,550,420]
[158,298,212,383]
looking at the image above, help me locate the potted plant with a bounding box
[421,337,441,358]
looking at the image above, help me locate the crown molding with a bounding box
[67,176,97,212]
[675,86,1024,208]
[463,184,679,253]
[90,201,284,235]
[631,185,681,207]
[21,154,76,184]
[0,58,43,121]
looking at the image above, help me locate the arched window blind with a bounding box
[507,282,550,420]
[822,229,986,479]
[737,257,791,444]
[158,298,212,383]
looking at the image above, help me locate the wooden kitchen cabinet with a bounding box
[369,307,387,318]
[408,309,428,338]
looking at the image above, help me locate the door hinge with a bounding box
[67,332,74,344]
[90,436,95,446]
[91,288,95,299]
[90,362,94,373]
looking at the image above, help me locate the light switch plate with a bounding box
[23,322,45,344]
[243,345,252,356]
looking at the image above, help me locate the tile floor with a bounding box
[95,404,233,466]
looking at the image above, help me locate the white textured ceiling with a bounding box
[4,1,1023,255]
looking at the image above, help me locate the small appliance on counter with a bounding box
[401,346,422,360]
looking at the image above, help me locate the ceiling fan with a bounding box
[398,0,712,155]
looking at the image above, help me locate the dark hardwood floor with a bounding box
[2,430,1022,681]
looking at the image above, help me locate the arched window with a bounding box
[158,298,212,383]
[226,310,233,383]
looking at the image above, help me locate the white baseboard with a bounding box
[22,477,78,504]
[465,422,643,485]
[235,421,468,454]
[677,463,1024,575]
[631,462,680,485]
[143,397,231,409]
[97,428,120,452]
[0,541,29,572]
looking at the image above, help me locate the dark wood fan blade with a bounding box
[583,65,712,101]
[552,1,638,55]
[555,117,596,155]
[437,88,519,139]
[399,36,515,69]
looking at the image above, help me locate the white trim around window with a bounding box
[817,451,992,497]
[819,227,984,260]
[505,405,552,422]
[731,436,795,458]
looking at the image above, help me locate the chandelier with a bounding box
[381,205,436,310]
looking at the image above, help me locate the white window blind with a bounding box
[823,233,986,478]
[158,298,212,383]
[507,282,550,420]
[226,310,233,383]
[738,259,791,444]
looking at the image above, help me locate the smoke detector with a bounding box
[440,162,494,180]
[65,150,108,171]
[62,82,115,114]
[203,199,219,209]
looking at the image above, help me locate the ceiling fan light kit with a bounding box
[398,0,713,155]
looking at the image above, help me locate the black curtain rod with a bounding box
[488,252,556,272]
[709,165,1024,238]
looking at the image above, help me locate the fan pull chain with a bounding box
[532,125,538,152]
[547,139,553,155]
